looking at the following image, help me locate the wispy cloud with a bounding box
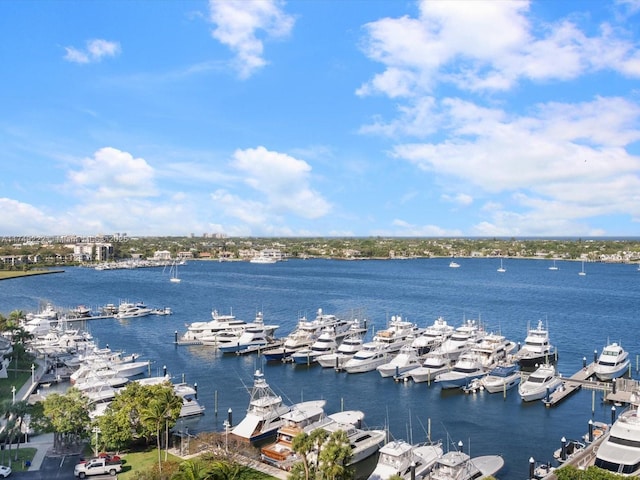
[64,39,121,64]
[207,0,295,79]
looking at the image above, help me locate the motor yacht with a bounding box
[376,345,422,378]
[263,309,351,361]
[518,363,562,402]
[513,320,558,370]
[481,363,521,393]
[594,394,640,475]
[409,349,453,383]
[411,317,454,355]
[593,342,630,381]
[114,301,153,319]
[180,309,246,344]
[437,319,485,362]
[217,312,279,353]
[434,352,487,389]
[316,321,367,369]
[291,326,340,365]
[368,439,443,480]
[470,332,516,369]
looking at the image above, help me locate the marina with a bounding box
[4,257,640,479]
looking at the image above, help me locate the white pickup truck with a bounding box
[74,457,122,478]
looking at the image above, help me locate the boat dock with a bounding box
[542,363,640,407]
[233,340,284,356]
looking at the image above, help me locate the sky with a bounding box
[2,0,640,238]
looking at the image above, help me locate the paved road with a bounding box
[11,453,81,479]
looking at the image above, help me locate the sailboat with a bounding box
[579,261,586,276]
[549,259,559,271]
[497,258,506,273]
[170,261,181,283]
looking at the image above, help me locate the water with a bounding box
[1,257,639,479]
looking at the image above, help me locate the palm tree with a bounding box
[140,389,182,474]
[170,458,210,480]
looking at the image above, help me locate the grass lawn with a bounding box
[117,449,182,479]
[0,270,64,280]
[0,447,36,471]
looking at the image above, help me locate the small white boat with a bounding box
[114,302,153,319]
[481,363,521,393]
[553,438,585,464]
[368,439,443,480]
[549,259,559,271]
[497,258,506,273]
[449,261,460,268]
[593,342,630,381]
[518,363,562,402]
[579,260,587,276]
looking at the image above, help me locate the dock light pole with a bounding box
[92,427,101,457]
[529,457,535,479]
[612,405,617,425]
[31,363,35,385]
[223,420,230,453]
[11,386,15,404]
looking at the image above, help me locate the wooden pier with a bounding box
[542,363,640,407]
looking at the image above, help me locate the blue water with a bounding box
[1,257,639,479]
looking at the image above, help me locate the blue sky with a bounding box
[2,0,640,237]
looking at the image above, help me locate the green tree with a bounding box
[42,387,91,452]
[317,430,353,480]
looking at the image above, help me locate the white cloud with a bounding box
[230,146,331,219]
[0,199,67,235]
[67,147,157,199]
[64,39,121,64]
[441,193,473,206]
[208,0,295,79]
[358,0,640,97]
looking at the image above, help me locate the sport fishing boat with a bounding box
[376,345,422,378]
[481,363,521,393]
[437,319,485,362]
[427,442,504,480]
[368,439,443,480]
[434,352,486,389]
[230,370,326,444]
[409,349,454,383]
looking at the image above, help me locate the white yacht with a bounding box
[376,345,422,378]
[518,363,562,402]
[313,412,386,465]
[114,301,153,319]
[594,394,640,475]
[217,312,279,353]
[409,349,454,383]
[180,309,246,344]
[317,321,367,369]
[513,320,557,369]
[470,332,516,369]
[344,316,417,374]
[481,363,521,393]
[437,319,484,362]
[593,342,630,381]
[427,445,504,480]
[231,370,326,444]
[434,352,486,389]
[263,309,351,361]
[368,439,443,480]
[411,317,454,355]
[291,326,340,365]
